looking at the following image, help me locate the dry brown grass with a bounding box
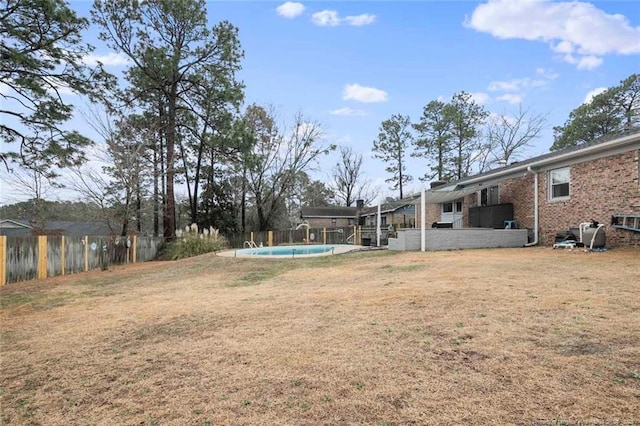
[1,247,639,425]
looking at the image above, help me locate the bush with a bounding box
[165,235,228,260]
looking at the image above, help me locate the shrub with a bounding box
[165,225,227,260]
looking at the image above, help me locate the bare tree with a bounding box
[69,108,150,236]
[3,159,61,229]
[487,105,548,165]
[330,146,376,206]
[243,105,334,231]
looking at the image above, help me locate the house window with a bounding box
[347,218,353,226]
[331,218,337,226]
[549,167,570,200]
[442,200,463,213]
[480,185,499,206]
[381,216,387,226]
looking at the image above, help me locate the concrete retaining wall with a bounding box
[389,228,528,251]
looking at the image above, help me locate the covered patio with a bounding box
[388,183,530,251]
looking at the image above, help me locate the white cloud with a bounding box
[488,80,519,92]
[469,92,490,105]
[83,52,131,67]
[330,107,369,116]
[342,83,388,103]
[312,10,340,26]
[558,53,603,70]
[276,2,305,19]
[577,56,603,70]
[344,14,376,27]
[536,67,559,80]
[311,10,376,27]
[488,70,557,93]
[466,0,640,69]
[583,87,607,104]
[497,93,523,104]
[486,68,557,105]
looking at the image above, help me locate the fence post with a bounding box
[353,225,357,245]
[84,236,89,272]
[250,231,254,243]
[133,235,138,263]
[0,236,6,286]
[306,228,309,242]
[268,231,273,247]
[61,236,66,276]
[37,235,47,280]
[323,228,326,245]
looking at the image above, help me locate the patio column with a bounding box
[421,188,426,252]
[376,203,381,247]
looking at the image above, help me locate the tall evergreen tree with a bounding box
[552,73,639,150]
[372,114,413,199]
[1,0,112,169]
[445,91,489,180]
[412,100,452,182]
[92,0,244,239]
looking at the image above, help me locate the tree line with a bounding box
[373,75,639,199]
[1,0,373,236]
[1,1,637,235]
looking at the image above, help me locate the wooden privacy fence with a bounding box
[0,235,163,286]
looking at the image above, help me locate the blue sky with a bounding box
[2,0,639,204]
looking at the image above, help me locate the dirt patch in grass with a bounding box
[1,247,639,424]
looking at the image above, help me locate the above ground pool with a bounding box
[219,244,360,258]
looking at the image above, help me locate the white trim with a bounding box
[548,166,571,202]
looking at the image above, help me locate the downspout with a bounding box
[524,166,539,247]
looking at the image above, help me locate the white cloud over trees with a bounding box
[466,0,640,69]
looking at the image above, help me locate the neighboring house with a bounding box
[417,130,640,247]
[299,205,360,228]
[300,195,420,230]
[0,219,116,237]
[359,194,420,228]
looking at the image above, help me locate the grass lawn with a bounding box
[1,247,639,425]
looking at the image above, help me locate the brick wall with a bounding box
[389,228,527,251]
[500,149,640,247]
[412,204,441,227]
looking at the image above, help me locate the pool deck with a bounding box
[217,244,365,259]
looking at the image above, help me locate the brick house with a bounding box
[417,130,640,247]
[299,205,360,228]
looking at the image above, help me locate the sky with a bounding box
[1,0,639,205]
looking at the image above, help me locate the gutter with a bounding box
[524,166,539,247]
